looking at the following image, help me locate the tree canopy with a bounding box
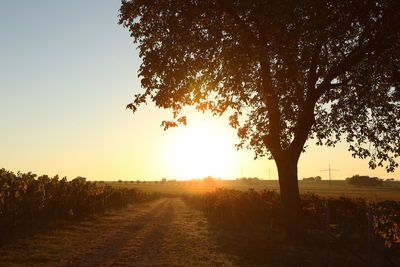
[120,0,400,173]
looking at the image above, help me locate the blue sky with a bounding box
[0,0,398,180]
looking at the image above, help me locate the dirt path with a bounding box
[1,197,234,266]
[63,198,234,266]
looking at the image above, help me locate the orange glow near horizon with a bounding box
[163,117,238,180]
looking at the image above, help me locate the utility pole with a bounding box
[265,167,276,180]
[320,164,340,186]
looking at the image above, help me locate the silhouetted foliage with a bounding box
[0,168,160,230]
[119,0,400,237]
[202,176,220,184]
[303,176,322,181]
[183,189,400,247]
[346,175,383,187]
[236,177,262,185]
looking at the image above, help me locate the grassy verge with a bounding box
[0,199,165,267]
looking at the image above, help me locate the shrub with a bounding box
[0,168,160,229]
[182,189,400,247]
[346,175,383,187]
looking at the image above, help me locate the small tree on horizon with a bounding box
[119,0,400,238]
[346,175,383,187]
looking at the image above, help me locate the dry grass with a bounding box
[0,198,234,267]
[0,199,167,266]
[1,196,399,266]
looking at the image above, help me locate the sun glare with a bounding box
[163,119,237,180]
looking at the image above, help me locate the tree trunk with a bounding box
[275,153,304,241]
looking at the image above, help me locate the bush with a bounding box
[182,189,400,247]
[346,175,383,187]
[302,176,321,181]
[0,168,160,229]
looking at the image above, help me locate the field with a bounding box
[107,179,400,201]
[1,177,400,266]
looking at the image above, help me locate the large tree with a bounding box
[119,0,400,238]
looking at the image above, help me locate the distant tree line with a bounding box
[236,177,262,185]
[203,176,221,182]
[346,175,384,187]
[302,176,322,181]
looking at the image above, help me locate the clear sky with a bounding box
[0,0,398,181]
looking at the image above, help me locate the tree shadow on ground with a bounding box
[205,217,370,267]
[0,216,103,247]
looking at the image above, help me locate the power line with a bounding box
[265,167,276,180]
[320,163,340,186]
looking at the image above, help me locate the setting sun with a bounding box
[163,116,237,180]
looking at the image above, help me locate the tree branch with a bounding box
[218,1,283,152]
[307,39,322,92]
[317,7,399,95]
